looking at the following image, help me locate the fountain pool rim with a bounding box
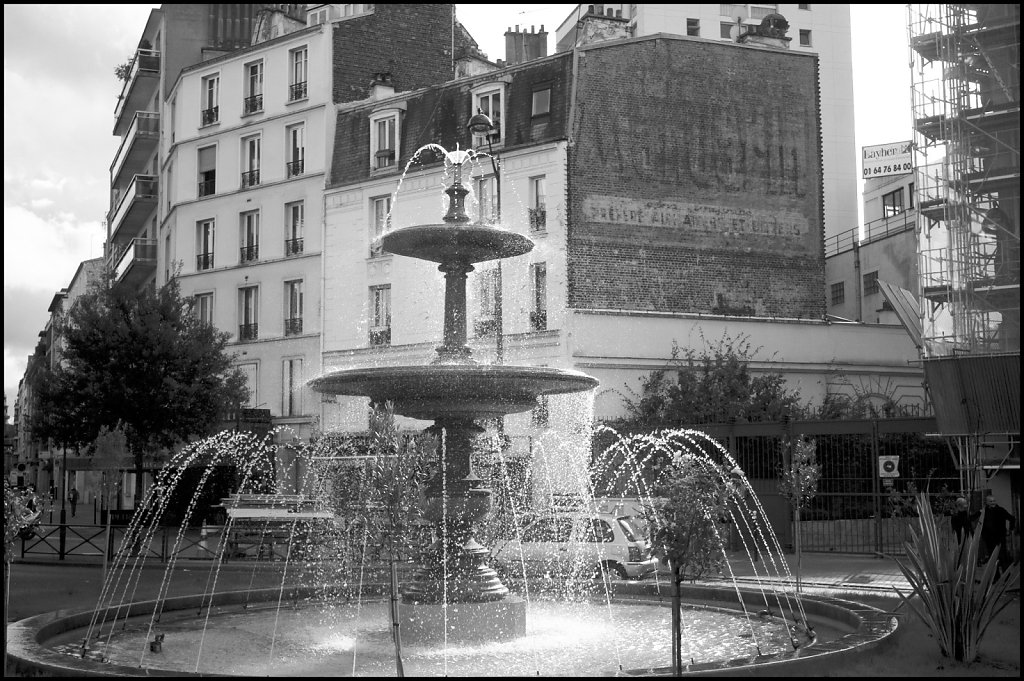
[6,582,899,677]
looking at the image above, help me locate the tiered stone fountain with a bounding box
[309,148,598,643]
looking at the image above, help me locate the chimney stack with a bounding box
[369,72,395,100]
[505,23,549,66]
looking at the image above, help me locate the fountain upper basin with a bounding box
[310,364,599,419]
[380,223,534,264]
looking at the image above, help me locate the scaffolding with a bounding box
[908,4,1020,357]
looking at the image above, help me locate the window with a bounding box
[532,395,549,428]
[289,47,308,101]
[531,88,550,117]
[201,74,219,125]
[196,219,215,271]
[286,124,305,177]
[799,29,812,46]
[244,60,263,114]
[476,176,498,224]
[830,282,845,306]
[798,4,811,10]
[239,286,259,341]
[908,183,915,209]
[242,135,261,188]
[370,112,398,170]
[194,292,214,326]
[474,269,499,336]
[529,176,546,231]
[282,358,303,416]
[882,188,905,217]
[720,22,735,39]
[530,262,547,331]
[863,270,879,296]
[473,87,503,144]
[585,518,615,543]
[240,210,259,262]
[238,363,258,407]
[370,195,391,257]
[285,201,304,256]
[284,280,304,335]
[369,285,391,346]
[686,18,700,36]
[197,145,216,197]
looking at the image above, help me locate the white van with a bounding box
[490,512,658,580]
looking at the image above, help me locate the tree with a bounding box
[31,278,248,507]
[114,55,134,82]
[616,332,805,429]
[640,453,730,674]
[776,436,820,593]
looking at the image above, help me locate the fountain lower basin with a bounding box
[309,365,599,419]
[6,583,898,677]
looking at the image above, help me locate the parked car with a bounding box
[490,512,658,580]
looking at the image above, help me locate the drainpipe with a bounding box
[853,240,863,322]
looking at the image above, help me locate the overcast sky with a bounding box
[3,4,909,415]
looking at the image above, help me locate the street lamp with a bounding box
[466,109,503,365]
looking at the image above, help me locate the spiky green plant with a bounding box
[893,492,1019,663]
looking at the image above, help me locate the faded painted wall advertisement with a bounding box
[583,196,807,239]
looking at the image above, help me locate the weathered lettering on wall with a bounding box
[583,196,806,238]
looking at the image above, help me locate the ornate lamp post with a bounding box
[466,110,503,365]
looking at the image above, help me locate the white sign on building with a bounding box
[862,141,913,178]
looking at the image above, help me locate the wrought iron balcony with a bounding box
[289,81,307,101]
[113,238,157,287]
[286,159,304,178]
[285,238,304,256]
[239,323,259,342]
[198,178,216,197]
[113,49,160,136]
[196,252,214,271]
[528,207,547,232]
[369,326,391,347]
[109,174,158,244]
[241,169,260,189]
[284,317,303,336]
[201,106,219,126]
[240,245,259,263]
[111,111,159,187]
[243,94,263,115]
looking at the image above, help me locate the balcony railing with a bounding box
[530,309,548,331]
[243,94,263,115]
[528,207,547,232]
[240,245,259,263]
[113,49,160,135]
[196,252,214,271]
[284,317,303,336]
[369,326,391,347]
[285,238,304,256]
[111,111,159,186]
[474,317,497,337]
[239,323,259,342]
[286,159,304,177]
[289,81,307,101]
[375,149,395,169]
[241,169,260,189]
[201,106,219,126]
[113,238,157,285]
[198,178,216,197]
[109,174,158,244]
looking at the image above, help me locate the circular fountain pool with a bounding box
[8,584,896,677]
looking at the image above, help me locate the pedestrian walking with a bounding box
[950,497,978,544]
[979,494,1016,571]
[68,487,80,517]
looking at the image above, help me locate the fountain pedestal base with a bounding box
[398,596,527,644]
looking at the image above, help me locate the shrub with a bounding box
[893,492,1019,662]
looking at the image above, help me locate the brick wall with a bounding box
[331,4,458,104]
[567,37,825,319]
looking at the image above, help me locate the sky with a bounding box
[2,4,911,417]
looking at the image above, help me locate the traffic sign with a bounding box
[879,455,900,478]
